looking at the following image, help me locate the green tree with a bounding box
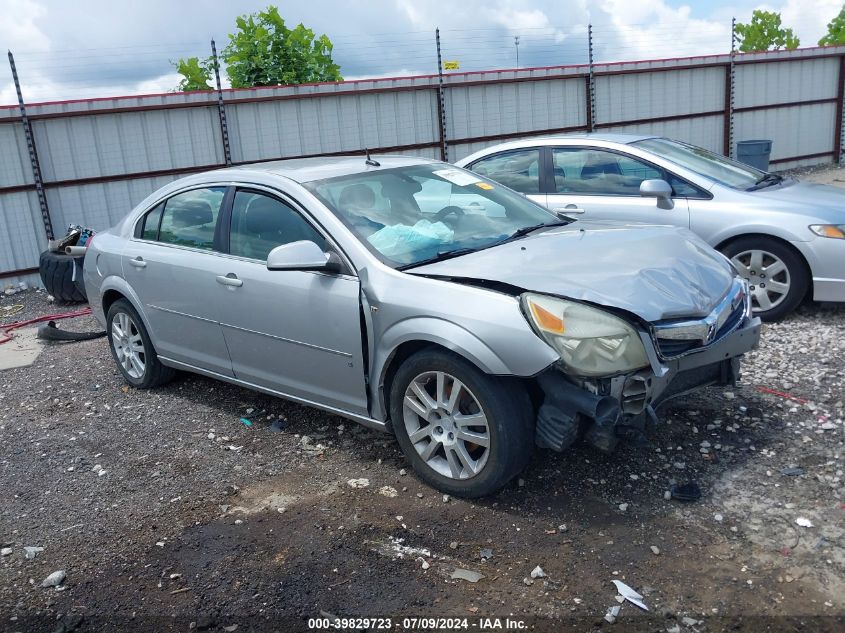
[735,10,800,52]
[819,6,845,46]
[222,5,342,88]
[174,57,213,92]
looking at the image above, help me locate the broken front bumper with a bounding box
[535,315,762,452]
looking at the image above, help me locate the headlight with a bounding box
[809,224,845,239]
[522,293,649,376]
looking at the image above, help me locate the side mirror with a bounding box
[266,240,343,273]
[639,179,674,210]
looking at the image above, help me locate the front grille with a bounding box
[653,280,749,359]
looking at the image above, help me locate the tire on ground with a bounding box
[106,298,176,389]
[389,348,534,498]
[39,250,86,302]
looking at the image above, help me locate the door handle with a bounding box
[128,257,146,268]
[216,273,243,288]
[552,205,585,214]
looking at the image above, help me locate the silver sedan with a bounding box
[84,156,759,497]
[456,134,845,321]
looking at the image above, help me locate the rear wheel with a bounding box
[721,237,808,322]
[389,349,533,498]
[106,299,175,389]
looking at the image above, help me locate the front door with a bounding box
[545,147,690,228]
[214,188,368,415]
[122,186,234,377]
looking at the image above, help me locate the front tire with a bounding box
[106,299,175,389]
[721,237,809,322]
[389,349,533,498]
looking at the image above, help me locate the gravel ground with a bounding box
[1,167,843,632]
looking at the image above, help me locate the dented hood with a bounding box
[409,220,736,322]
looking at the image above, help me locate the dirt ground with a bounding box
[1,167,844,633]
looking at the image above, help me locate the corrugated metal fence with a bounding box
[2,45,845,284]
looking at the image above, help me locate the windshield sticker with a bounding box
[475,182,494,190]
[432,168,482,187]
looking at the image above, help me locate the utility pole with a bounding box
[8,50,53,240]
[514,35,520,68]
[587,24,596,133]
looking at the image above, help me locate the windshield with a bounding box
[304,163,560,268]
[632,137,767,190]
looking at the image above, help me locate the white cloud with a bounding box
[0,0,49,51]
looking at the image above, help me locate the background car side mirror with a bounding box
[639,179,674,210]
[266,241,343,273]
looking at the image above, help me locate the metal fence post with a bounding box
[726,17,736,159]
[835,55,845,165]
[586,24,596,132]
[210,39,232,167]
[435,28,449,162]
[8,50,54,240]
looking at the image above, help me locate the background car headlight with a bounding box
[522,293,649,376]
[809,224,845,239]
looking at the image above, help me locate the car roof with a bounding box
[530,132,659,144]
[203,155,442,184]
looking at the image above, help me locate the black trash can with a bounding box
[736,139,772,171]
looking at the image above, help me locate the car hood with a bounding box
[751,180,845,221]
[409,220,736,322]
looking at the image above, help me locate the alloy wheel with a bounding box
[111,311,146,379]
[402,371,490,480]
[730,249,791,313]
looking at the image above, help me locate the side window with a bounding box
[552,148,660,196]
[666,174,708,198]
[158,187,226,250]
[469,148,541,194]
[138,202,164,240]
[230,190,326,261]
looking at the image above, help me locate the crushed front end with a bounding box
[529,278,762,453]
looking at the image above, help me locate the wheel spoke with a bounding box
[435,372,447,407]
[755,290,773,311]
[409,381,436,413]
[454,411,487,429]
[445,378,464,414]
[419,438,441,462]
[129,354,144,376]
[730,258,750,277]
[455,442,479,475]
[456,429,489,447]
[764,259,786,277]
[445,447,464,478]
[111,322,124,339]
[749,250,763,272]
[408,425,430,444]
[403,394,430,419]
[767,280,789,295]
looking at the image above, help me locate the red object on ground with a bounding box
[757,386,809,405]
[0,307,92,345]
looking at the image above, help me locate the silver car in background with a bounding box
[457,134,845,321]
[84,156,760,497]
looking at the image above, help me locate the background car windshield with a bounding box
[633,138,766,190]
[304,164,557,267]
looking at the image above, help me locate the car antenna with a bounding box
[364,148,380,167]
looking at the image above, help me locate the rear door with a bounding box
[213,187,368,415]
[545,146,691,228]
[122,186,234,377]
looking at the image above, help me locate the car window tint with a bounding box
[158,188,226,250]
[140,202,164,240]
[229,190,326,261]
[469,148,541,194]
[553,148,661,195]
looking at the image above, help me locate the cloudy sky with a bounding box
[0,0,842,105]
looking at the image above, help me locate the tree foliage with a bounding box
[223,5,341,88]
[819,6,845,46]
[174,5,341,92]
[735,10,800,52]
[174,57,214,92]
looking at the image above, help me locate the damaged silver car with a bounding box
[84,156,761,497]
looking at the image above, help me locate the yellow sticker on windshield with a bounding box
[476,182,493,190]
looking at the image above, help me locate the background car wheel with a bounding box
[721,237,809,322]
[389,349,533,498]
[39,250,86,302]
[106,299,175,389]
